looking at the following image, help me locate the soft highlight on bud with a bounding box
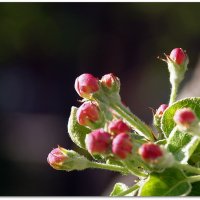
[76,101,103,129]
[138,143,163,162]
[174,108,197,127]
[75,73,99,99]
[108,119,131,135]
[85,129,111,155]
[169,48,186,65]
[112,132,133,159]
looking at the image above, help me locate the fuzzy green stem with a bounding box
[89,161,129,174]
[187,175,200,183]
[175,162,200,175]
[110,102,155,141]
[117,184,140,196]
[169,82,178,105]
[123,160,148,178]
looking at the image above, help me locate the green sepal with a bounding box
[166,128,199,163]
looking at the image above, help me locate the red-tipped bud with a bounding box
[47,147,89,171]
[85,129,111,155]
[112,132,133,159]
[174,108,196,127]
[108,119,131,135]
[75,73,99,99]
[138,143,163,162]
[47,147,68,170]
[101,73,120,92]
[76,101,103,129]
[155,104,168,117]
[169,48,187,65]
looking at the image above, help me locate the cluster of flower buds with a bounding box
[75,73,120,100]
[48,47,200,197]
[84,120,133,159]
[74,73,133,159]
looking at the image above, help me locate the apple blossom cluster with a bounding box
[47,48,200,196]
[75,73,133,159]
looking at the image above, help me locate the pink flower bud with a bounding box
[108,119,131,135]
[112,132,133,159]
[48,147,90,171]
[138,143,163,161]
[47,147,67,170]
[75,73,99,99]
[101,73,120,89]
[174,108,196,127]
[85,129,111,155]
[76,101,102,129]
[169,48,186,65]
[155,104,168,117]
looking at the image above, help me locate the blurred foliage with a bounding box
[0,3,200,67]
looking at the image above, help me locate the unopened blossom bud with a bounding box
[154,104,168,135]
[138,143,163,162]
[174,108,197,128]
[85,129,111,155]
[162,48,189,93]
[75,73,99,99]
[155,104,168,117]
[169,48,187,65]
[47,146,89,171]
[47,147,67,170]
[112,132,133,159]
[76,101,103,129]
[101,73,120,92]
[108,119,131,135]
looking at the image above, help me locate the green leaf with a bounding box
[138,168,191,196]
[110,183,136,196]
[161,97,200,137]
[161,98,200,163]
[67,106,91,149]
[166,128,200,163]
[189,182,200,196]
[189,142,200,166]
[110,183,128,196]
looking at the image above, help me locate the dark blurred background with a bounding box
[0,2,200,196]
